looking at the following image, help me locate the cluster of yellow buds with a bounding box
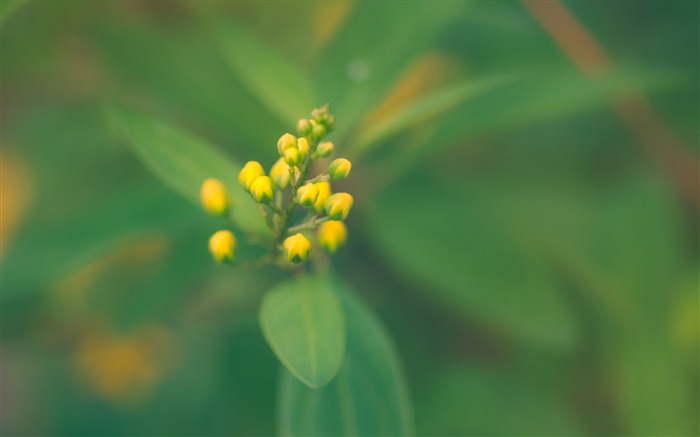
[200,105,353,266]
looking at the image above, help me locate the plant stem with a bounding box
[287,216,329,234]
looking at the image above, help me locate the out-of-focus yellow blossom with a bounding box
[277,133,298,156]
[200,178,230,216]
[329,158,352,181]
[313,181,332,214]
[315,141,334,158]
[238,161,265,192]
[318,220,347,253]
[208,230,236,263]
[270,158,293,189]
[325,192,353,221]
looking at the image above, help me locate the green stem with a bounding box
[287,216,329,234]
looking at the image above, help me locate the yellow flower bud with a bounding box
[310,120,326,139]
[329,158,351,181]
[277,133,298,156]
[318,221,347,254]
[208,230,236,263]
[316,141,334,158]
[283,147,301,167]
[297,118,312,136]
[296,182,319,207]
[238,161,265,192]
[313,181,332,214]
[200,178,230,216]
[297,137,309,161]
[283,233,311,263]
[250,176,274,203]
[270,158,292,189]
[325,192,354,221]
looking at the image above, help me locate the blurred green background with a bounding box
[2,1,698,435]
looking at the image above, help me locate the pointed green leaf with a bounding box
[260,275,345,389]
[349,75,514,156]
[217,24,318,126]
[278,277,414,436]
[368,172,576,348]
[107,106,268,236]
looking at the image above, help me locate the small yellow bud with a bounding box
[311,122,326,139]
[270,158,292,189]
[200,178,230,216]
[297,137,309,161]
[297,119,312,136]
[209,230,236,263]
[238,161,265,192]
[283,233,312,263]
[277,133,298,156]
[296,182,319,207]
[329,158,352,181]
[283,147,301,167]
[313,181,332,214]
[318,221,347,254]
[325,192,354,221]
[316,141,334,158]
[250,176,274,203]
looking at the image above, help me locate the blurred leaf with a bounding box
[2,183,199,298]
[313,1,468,140]
[260,274,345,389]
[216,24,318,126]
[0,0,26,23]
[424,67,682,155]
[349,74,514,157]
[107,106,268,236]
[416,366,581,435]
[92,22,284,156]
[368,172,576,348]
[278,276,413,436]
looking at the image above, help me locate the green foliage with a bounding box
[216,23,318,127]
[108,106,268,236]
[278,279,413,436]
[369,172,576,348]
[259,275,345,389]
[2,1,698,435]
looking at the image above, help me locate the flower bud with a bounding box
[325,192,354,221]
[283,233,311,263]
[277,133,298,156]
[318,221,347,254]
[329,158,351,181]
[250,176,274,203]
[283,147,301,167]
[296,182,319,207]
[238,161,265,192]
[209,230,236,263]
[310,120,326,139]
[297,118,312,136]
[200,178,230,216]
[315,141,334,158]
[270,158,292,189]
[313,181,331,214]
[297,137,309,161]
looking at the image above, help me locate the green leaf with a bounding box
[0,0,26,23]
[349,74,514,156]
[216,24,318,126]
[312,1,468,141]
[425,67,682,155]
[91,22,285,155]
[367,172,576,348]
[107,106,268,236]
[259,275,345,389]
[278,277,414,436]
[417,366,581,435]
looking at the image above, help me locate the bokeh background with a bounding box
[2,1,698,435]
